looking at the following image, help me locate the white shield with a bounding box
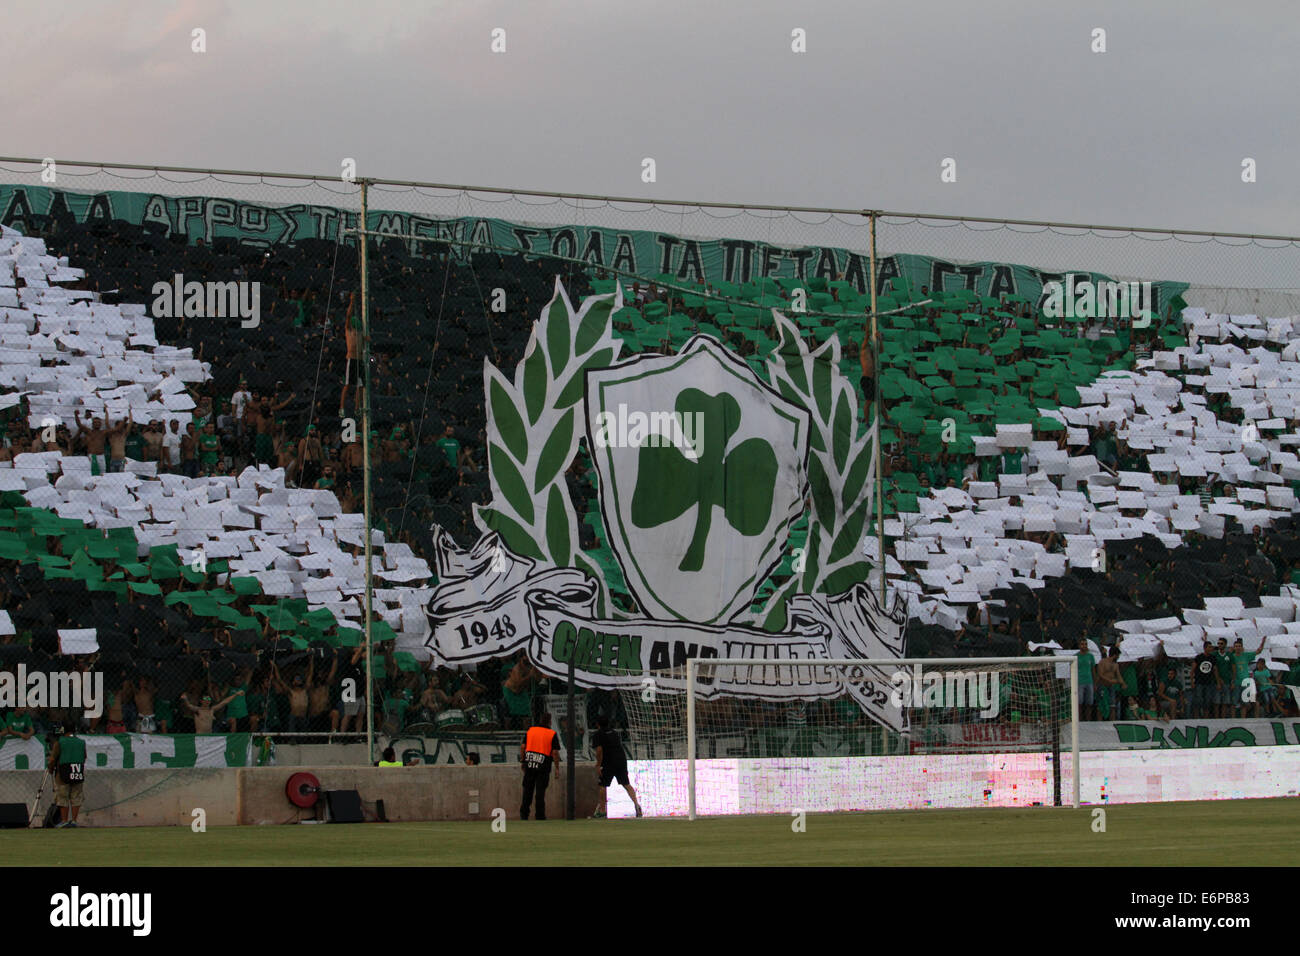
[585,336,810,624]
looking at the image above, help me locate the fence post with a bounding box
[869,211,886,608]
[360,179,375,767]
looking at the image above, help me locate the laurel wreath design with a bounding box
[477,278,624,612]
[753,312,876,628]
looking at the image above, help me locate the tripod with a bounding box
[28,769,51,828]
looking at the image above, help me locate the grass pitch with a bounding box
[3,798,1296,866]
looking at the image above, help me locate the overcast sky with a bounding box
[3,0,1299,288]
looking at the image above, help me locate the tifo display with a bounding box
[0,177,1298,825]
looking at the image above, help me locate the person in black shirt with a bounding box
[1190,642,1219,718]
[590,716,642,819]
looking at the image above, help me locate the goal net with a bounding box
[615,657,1079,818]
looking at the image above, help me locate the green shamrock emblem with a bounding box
[630,388,777,572]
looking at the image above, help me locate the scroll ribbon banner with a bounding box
[425,531,909,730]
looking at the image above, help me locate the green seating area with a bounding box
[0,491,372,650]
[604,274,1187,525]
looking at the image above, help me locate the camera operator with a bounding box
[46,725,86,829]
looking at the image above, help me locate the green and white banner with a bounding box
[0,183,1188,305]
[426,279,910,727]
[0,734,255,770]
[429,543,900,699]
[1080,719,1300,750]
[386,732,523,766]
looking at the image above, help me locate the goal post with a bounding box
[669,656,1082,819]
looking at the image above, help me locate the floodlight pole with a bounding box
[360,179,375,766]
[868,212,886,607]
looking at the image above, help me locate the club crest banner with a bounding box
[425,277,910,729]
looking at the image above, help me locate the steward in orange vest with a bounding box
[519,713,561,821]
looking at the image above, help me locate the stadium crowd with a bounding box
[0,200,1298,754]
[0,212,603,741]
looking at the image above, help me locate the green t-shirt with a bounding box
[385,697,410,724]
[1026,687,1052,720]
[501,684,533,716]
[1000,451,1023,475]
[1120,664,1139,697]
[435,436,460,467]
[225,685,248,719]
[833,698,861,724]
[1232,651,1256,686]
[294,299,308,328]
[1159,664,1182,694]
[199,433,220,464]
[58,735,86,765]
[1094,435,1116,460]
[1216,652,1234,681]
[124,433,144,460]
[998,679,1013,712]
[1252,666,1273,689]
[1077,653,1096,687]
[245,692,266,718]
[3,712,32,737]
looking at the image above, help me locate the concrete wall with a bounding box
[11,763,600,827]
[8,767,239,828]
[239,764,599,825]
[19,747,1300,825]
